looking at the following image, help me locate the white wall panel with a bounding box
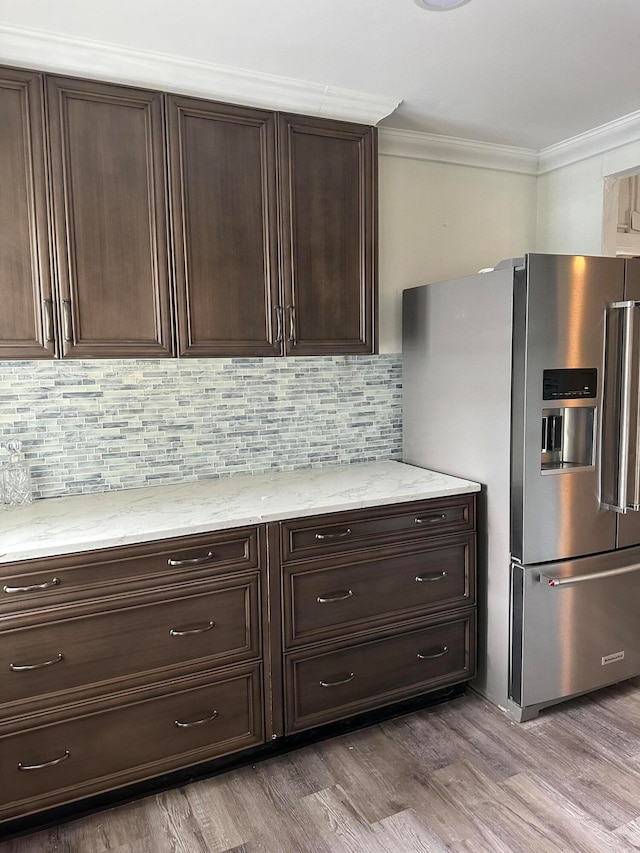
[379,156,537,353]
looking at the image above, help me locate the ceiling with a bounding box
[1,0,639,150]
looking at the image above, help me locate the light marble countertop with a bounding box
[0,461,480,565]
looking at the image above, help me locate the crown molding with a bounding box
[537,110,640,175]
[378,127,538,175]
[0,23,401,125]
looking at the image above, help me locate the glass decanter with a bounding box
[2,439,33,507]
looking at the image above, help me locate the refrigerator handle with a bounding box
[603,300,640,513]
[541,561,640,586]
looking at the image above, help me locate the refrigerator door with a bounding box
[511,547,640,715]
[617,258,640,548]
[513,254,624,565]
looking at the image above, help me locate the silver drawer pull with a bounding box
[414,514,448,525]
[169,621,215,637]
[415,571,448,583]
[18,751,70,772]
[10,653,65,672]
[167,551,215,567]
[3,578,60,594]
[314,528,352,541]
[319,672,355,688]
[317,590,354,604]
[175,709,219,728]
[417,646,449,660]
[42,297,54,342]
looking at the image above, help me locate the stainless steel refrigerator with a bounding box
[403,253,640,721]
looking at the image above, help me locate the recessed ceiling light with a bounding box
[414,0,471,9]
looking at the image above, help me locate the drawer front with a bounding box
[280,496,475,563]
[0,527,260,612]
[0,664,263,821]
[285,613,475,733]
[1,575,261,709]
[284,534,475,648]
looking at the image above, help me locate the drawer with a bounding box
[280,496,475,563]
[283,534,475,648]
[285,613,475,733]
[0,527,261,613]
[0,664,264,821]
[0,574,261,711]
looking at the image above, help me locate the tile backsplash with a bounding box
[0,356,402,500]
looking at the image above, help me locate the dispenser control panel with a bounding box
[543,368,597,400]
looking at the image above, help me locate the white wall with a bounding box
[536,157,605,255]
[378,155,538,353]
[536,139,640,256]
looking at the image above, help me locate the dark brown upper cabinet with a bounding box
[168,100,377,357]
[166,96,281,357]
[0,68,54,359]
[278,114,377,355]
[46,76,174,357]
[0,64,377,360]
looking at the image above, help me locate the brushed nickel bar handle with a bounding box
[18,751,70,772]
[415,571,448,582]
[42,298,54,342]
[169,621,215,637]
[286,304,296,344]
[617,301,634,512]
[274,305,284,343]
[417,646,449,660]
[317,590,354,604]
[62,299,73,343]
[602,300,640,513]
[319,672,355,688]
[167,551,214,567]
[314,528,352,541]
[542,561,640,587]
[175,710,219,728]
[414,513,448,525]
[10,653,64,672]
[3,578,60,594]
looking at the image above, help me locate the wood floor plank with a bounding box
[183,779,248,852]
[370,807,449,852]
[503,772,637,853]
[295,784,390,852]
[525,717,640,830]
[304,732,412,824]
[424,760,553,853]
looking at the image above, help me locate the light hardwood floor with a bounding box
[4,679,640,852]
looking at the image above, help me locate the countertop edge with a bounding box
[0,462,481,565]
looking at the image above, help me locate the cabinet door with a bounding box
[47,77,173,357]
[0,68,54,358]
[167,96,281,356]
[278,115,377,355]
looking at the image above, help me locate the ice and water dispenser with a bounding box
[541,368,597,470]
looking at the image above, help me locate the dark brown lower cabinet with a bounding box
[0,494,476,827]
[276,496,476,735]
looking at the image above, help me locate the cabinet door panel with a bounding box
[285,613,475,733]
[0,526,260,614]
[279,115,376,355]
[1,575,261,711]
[167,97,280,356]
[280,496,475,562]
[0,68,54,358]
[47,77,173,357]
[284,535,475,648]
[0,664,263,822]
